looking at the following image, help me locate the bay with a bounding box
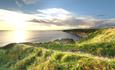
[0,30,79,46]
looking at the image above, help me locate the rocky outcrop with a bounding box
[53,38,75,44]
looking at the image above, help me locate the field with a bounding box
[0,28,115,70]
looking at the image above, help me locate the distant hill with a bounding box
[0,28,115,70]
[63,29,98,38]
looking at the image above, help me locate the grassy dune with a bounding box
[0,28,115,70]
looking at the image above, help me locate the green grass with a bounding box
[0,28,115,70]
[76,28,115,57]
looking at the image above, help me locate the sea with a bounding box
[0,30,79,46]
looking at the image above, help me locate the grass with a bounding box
[0,28,115,70]
[76,28,115,57]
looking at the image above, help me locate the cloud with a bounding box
[0,9,35,30]
[38,8,71,16]
[0,9,76,30]
[16,0,23,8]
[16,0,38,7]
[36,8,72,20]
[30,8,115,29]
[22,0,38,4]
[0,9,32,21]
[0,8,115,30]
[93,19,115,28]
[29,8,98,28]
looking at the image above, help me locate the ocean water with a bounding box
[0,30,79,46]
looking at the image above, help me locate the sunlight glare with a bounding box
[2,12,27,30]
[13,30,27,43]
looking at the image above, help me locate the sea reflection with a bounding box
[0,30,79,46]
[0,30,28,45]
[13,30,27,43]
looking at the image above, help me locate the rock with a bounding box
[1,43,17,49]
[53,38,75,44]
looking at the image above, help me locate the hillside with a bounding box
[63,29,98,38]
[76,28,115,57]
[0,28,115,70]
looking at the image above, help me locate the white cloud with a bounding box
[0,8,115,30]
[16,0,38,7]
[0,9,32,22]
[38,8,71,15]
[0,9,76,30]
[16,0,23,7]
[37,8,72,20]
[22,0,38,4]
[0,9,34,30]
[31,8,98,28]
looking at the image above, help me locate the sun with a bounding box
[2,11,27,30]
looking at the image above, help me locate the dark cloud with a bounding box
[29,16,115,28]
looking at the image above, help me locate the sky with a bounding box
[0,0,115,30]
